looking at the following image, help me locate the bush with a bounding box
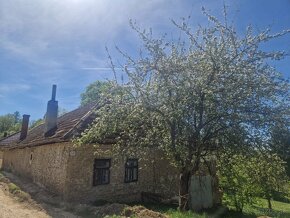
[218,152,288,211]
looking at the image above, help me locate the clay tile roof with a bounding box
[0,132,21,145]
[0,103,97,150]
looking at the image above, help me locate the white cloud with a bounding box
[0,0,209,67]
[0,84,31,94]
[81,67,116,71]
[75,52,109,68]
[0,36,61,69]
[0,0,221,117]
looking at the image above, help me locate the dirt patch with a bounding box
[0,185,50,218]
[93,203,127,217]
[123,205,168,218]
[0,171,168,218]
[0,171,80,218]
[73,203,168,218]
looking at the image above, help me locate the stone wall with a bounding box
[0,151,3,169]
[64,144,179,203]
[2,142,179,203]
[2,142,71,196]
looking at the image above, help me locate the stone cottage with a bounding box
[0,85,221,209]
[0,85,180,203]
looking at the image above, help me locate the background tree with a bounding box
[271,125,290,176]
[0,111,22,139]
[78,8,290,210]
[29,107,67,130]
[13,111,21,124]
[58,107,68,117]
[80,81,112,106]
[218,152,259,212]
[218,151,288,212]
[251,153,288,210]
[29,119,43,129]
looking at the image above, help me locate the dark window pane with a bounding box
[133,168,138,180]
[125,159,138,183]
[93,159,111,186]
[95,159,110,168]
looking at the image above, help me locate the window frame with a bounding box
[124,158,138,183]
[93,158,111,186]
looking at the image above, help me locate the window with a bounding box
[29,152,33,165]
[93,159,111,186]
[125,159,138,183]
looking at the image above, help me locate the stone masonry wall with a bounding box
[2,142,179,203]
[2,142,71,196]
[0,151,3,169]
[64,144,179,203]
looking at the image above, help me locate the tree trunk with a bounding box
[267,198,272,210]
[179,169,191,211]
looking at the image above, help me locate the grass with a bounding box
[166,209,206,218]
[0,171,30,202]
[7,181,30,202]
[135,203,216,218]
[241,199,290,218]
[0,171,9,183]
[142,182,290,217]
[7,182,21,193]
[137,198,290,218]
[1,171,289,217]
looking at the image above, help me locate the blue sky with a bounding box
[0,0,290,121]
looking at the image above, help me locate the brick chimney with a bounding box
[20,114,30,140]
[44,84,58,137]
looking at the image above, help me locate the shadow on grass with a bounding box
[138,202,175,213]
[251,205,290,218]
[221,210,256,218]
[133,202,257,218]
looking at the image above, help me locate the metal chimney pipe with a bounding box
[51,84,57,101]
[20,114,30,140]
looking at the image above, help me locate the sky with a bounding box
[0,0,290,121]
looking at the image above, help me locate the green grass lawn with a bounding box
[144,182,290,217]
[2,171,290,218]
[141,198,290,218]
[241,199,290,218]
